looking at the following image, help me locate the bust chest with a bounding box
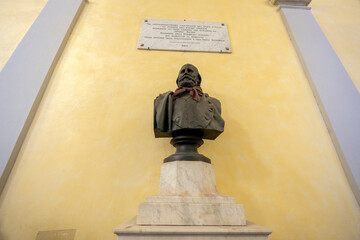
[172,93,215,130]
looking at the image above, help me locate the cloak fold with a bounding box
[154,91,174,138]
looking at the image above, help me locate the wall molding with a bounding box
[270,0,312,6]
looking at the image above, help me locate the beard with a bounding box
[178,76,197,87]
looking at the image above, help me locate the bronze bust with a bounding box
[153,64,225,163]
[154,64,224,140]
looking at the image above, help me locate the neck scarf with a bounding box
[173,86,203,102]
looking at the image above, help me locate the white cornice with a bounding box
[269,0,312,6]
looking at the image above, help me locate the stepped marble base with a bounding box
[137,201,245,226]
[115,217,272,240]
[136,161,246,226]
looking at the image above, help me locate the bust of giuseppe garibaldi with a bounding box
[154,64,224,140]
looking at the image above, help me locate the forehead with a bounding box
[180,65,198,72]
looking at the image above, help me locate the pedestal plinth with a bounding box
[115,217,272,240]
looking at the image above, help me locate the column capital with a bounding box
[269,0,311,6]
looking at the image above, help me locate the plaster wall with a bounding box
[0,0,359,240]
[0,0,47,71]
[312,0,360,91]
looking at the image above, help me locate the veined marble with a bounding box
[136,161,246,226]
[157,161,218,196]
[137,202,245,226]
[145,195,235,203]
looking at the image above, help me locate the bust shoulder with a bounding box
[155,91,174,104]
[156,91,173,99]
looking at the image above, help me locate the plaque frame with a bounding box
[137,19,232,53]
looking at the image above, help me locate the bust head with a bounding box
[176,64,202,87]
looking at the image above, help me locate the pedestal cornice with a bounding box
[269,0,311,6]
[115,217,272,240]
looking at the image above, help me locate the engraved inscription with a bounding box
[138,19,231,53]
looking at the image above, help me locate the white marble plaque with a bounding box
[138,19,232,53]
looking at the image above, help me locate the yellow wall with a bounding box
[312,0,360,91]
[0,0,47,71]
[0,0,359,240]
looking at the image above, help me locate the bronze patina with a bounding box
[154,64,225,163]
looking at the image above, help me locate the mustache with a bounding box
[179,74,196,81]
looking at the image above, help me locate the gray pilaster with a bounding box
[272,1,360,204]
[0,0,85,194]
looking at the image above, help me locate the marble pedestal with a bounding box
[137,161,245,226]
[115,217,272,240]
[114,161,271,239]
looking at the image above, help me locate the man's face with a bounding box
[177,65,199,87]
